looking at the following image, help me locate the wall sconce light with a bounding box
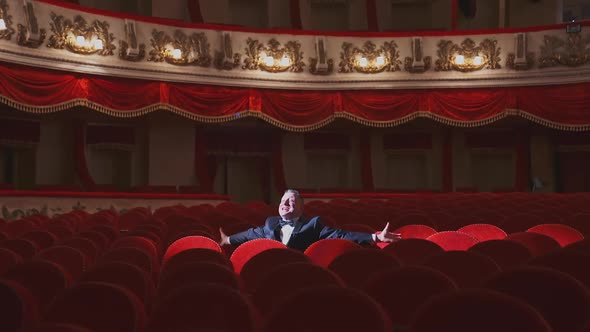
[242,38,304,73]
[0,0,15,40]
[436,38,501,72]
[0,18,6,30]
[339,41,402,74]
[47,13,115,56]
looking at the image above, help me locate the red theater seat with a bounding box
[88,224,119,243]
[421,250,501,288]
[0,279,39,332]
[21,230,58,250]
[530,250,590,290]
[111,236,160,269]
[382,238,445,265]
[0,238,39,260]
[157,261,240,299]
[101,247,153,274]
[527,224,584,247]
[263,286,392,332]
[427,231,479,251]
[161,248,231,272]
[499,213,544,234]
[484,266,590,332]
[163,235,221,265]
[328,248,400,288]
[468,239,533,270]
[506,232,561,257]
[45,281,147,332]
[230,238,286,274]
[25,323,93,332]
[304,238,362,267]
[0,247,22,275]
[239,248,309,293]
[77,231,110,253]
[393,224,437,239]
[408,289,551,332]
[362,266,457,329]
[252,262,344,314]
[457,224,507,241]
[149,283,259,332]
[61,237,98,263]
[43,225,74,241]
[36,246,87,280]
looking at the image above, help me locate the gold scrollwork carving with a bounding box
[539,32,590,68]
[148,29,211,66]
[435,38,501,72]
[506,53,535,70]
[47,13,116,56]
[339,41,401,74]
[17,0,46,48]
[214,33,240,70]
[242,38,305,73]
[0,0,15,40]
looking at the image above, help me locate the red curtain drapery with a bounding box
[187,0,204,23]
[1,62,590,131]
[289,0,303,29]
[366,0,379,32]
[73,120,96,190]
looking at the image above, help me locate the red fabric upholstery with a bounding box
[499,214,544,234]
[530,251,590,290]
[252,262,344,314]
[161,248,232,272]
[3,260,71,310]
[88,224,119,243]
[304,238,362,267]
[263,286,392,332]
[100,247,153,274]
[0,279,39,332]
[36,246,87,280]
[117,211,148,231]
[111,236,160,268]
[564,213,590,237]
[484,266,590,332]
[457,223,507,241]
[0,238,39,260]
[506,232,562,257]
[79,262,155,309]
[527,224,584,247]
[61,237,98,263]
[362,266,457,328]
[239,248,309,292]
[25,323,93,332]
[393,224,437,239]
[45,281,147,332]
[382,238,445,265]
[21,230,58,250]
[409,289,551,332]
[564,239,590,253]
[163,235,221,265]
[468,239,533,270]
[230,238,286,274]
[77,231,109,252]
[149,283,259,332]
[328,248,400,288]
[0,247,22,275]
[427,231,479,251]
[43,225,74,241]
[157,262,240,298]
[3,219,35,237]
[422,250,500,288]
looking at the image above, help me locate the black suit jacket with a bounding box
[229,216,374,251]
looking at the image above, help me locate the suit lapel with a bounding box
[271,217,282,241]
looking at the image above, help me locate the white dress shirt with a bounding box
[280,217,299,245]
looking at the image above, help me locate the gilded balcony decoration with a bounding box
[119,19,145,61]
[507,33,534,70]
[404,37,431,73]
[17,0,45,48]
[214,32,240,70]
[148,29,211,66]
[539,32,590,68]
[47,13,116,56]
[339,41,402,73]
[435,38,501,72]
[242,38,305,73]
[309,37,333,75]
[0,0,15,40]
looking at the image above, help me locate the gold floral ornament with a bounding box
[242,38,305,73]
[47,13,116,56]
[0,0,15,40]
[507,33,534,70]
[539,32,590,68]
[148,29,211,66]
[338,41,402,74]
[17,0,46,48]
[119,19,145,61]
[404,37,431,73]
[435,38,501,72]
[214,32,240,70]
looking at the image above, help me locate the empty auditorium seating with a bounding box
[230,238,287,274]
[304,238,362,267]
[161,247,232,271]
[426,231,480,251]
[468,239,533,270]
[328,248,400,288]
[36,246,87,280]
[157,261,240,298]
[0,279,39,332]
[527,224,584,247]
[457,223,507,241]
[421,250,500,288]
[239,248,309,292]
[506,232,562,257]
[0,247,22,275]
[162,235,221,265]
[393,224,437,239]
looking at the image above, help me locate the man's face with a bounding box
[278,192,303,220]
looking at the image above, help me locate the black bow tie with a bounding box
[279,220,295,227]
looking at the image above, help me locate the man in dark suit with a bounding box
[219,189,401,251]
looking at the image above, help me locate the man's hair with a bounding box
[284,189,304,204]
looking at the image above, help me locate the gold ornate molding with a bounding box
[119,19,145,61]
[309,37,333,75]
[539,32,590,68]
[47,13,116,56]
[147,29,211,66]
[242,38,305,73]
[17,0,45,48]
[214,32,240,70]
[404,37,431,73]
[435,38,501,72]
[339,41,402,74]
[0,0,15,40]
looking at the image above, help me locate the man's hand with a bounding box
[219,227,230,246]
[376,222,402,243]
